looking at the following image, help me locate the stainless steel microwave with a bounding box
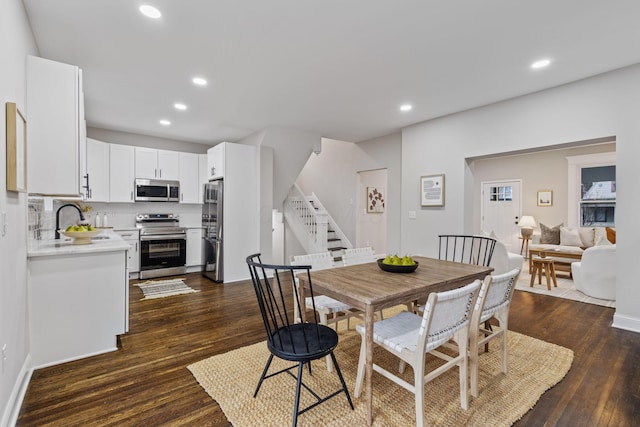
[135,179,180,202]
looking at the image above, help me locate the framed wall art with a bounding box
[6,102,27,192]
[366,186,385,213]
[420,174,445,207]
[537,190,553,207]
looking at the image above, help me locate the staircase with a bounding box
[284,184,352,261]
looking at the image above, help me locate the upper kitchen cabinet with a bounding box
[135,147,179,180]
[85,138,109,202]
[178,152,200,204]
[198,154,207,203]
[27,55,86,196]
[206,143,226,180]
[109,144,135,203]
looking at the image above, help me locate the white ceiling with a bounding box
[22,0,640,145]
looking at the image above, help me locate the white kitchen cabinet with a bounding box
[206,143,226,180]
[179,152,200,203]
[28,247,128,368]
[27,55,86,196]
[109,144,135,203]
[115,228,140,276]
[135,147,180,180]
[85,138,110,202]
[198,154,207,203]
[186,228,204,267]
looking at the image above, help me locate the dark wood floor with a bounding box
[17,273,640,426]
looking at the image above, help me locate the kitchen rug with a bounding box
[189,329,573,427]
[135,278,199,300]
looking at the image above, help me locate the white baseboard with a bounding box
[1,354,32,427]
[612,313,640,333]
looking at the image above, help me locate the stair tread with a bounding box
[327,238,341,242]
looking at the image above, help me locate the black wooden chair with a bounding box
[438,235,497,267]
[246,253,354,426]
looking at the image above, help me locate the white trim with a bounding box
[2,355,33,427]
[566,152,616,227]
[612,313,640,333]
[480,179,523,252]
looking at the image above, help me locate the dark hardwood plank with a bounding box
[17,273,640,426]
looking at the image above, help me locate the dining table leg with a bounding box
[365,304,374,426]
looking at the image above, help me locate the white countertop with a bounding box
[28,231,130,258]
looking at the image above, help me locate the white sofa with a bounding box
[571,245,616,300]
[529,226,612,274]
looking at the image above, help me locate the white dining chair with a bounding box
[353,280,481,426]
[468,268,520,397]
[291,251,362,372]
[342,247,376,266]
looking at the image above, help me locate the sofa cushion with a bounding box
[595,234,613,246]
[540,223,563,244]
[560,227,582,247]
[577,227,595,248]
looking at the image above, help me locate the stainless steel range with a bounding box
[136,213,187,279]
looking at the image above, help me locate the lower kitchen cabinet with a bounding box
[28,248,128,368]
[186,227,203,267]
[115,228,140,276]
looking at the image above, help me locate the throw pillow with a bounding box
[606,227,616,244]
[595,234,613,246]
[560,227,582,247]
[539,222,563,244]
[578,227,595,248]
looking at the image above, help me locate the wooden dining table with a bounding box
[296,256,493,426]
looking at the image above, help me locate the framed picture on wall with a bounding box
[366,187,385,213]
[6,102,27,193]
[537,190,553,207]
[420,174,445,207]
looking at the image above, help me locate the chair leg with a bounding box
[254,354,274,397]
[320,313,334,373]
[354,334,367,398]
[469,328,480,398]
[414,358,425,427]
[529,264,537,287]
[329,352,354,409]
[292,362,304,427]
[458,332,469,410]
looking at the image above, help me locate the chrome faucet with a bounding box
[55,204,85,239]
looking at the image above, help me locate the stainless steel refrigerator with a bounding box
[202,179,223,282]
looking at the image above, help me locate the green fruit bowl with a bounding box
[377,258,419,273]
[60,230,102,245]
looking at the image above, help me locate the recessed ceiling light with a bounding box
[400,104,412,112]
[174,103,187,111]
[159,119,171,126]
[139,5,161,19]
[531,59,551,69]
[192,77,208,86]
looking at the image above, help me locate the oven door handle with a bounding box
[140,234,186,241]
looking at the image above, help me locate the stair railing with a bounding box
[284,184,328,253]
[308,192,353,249]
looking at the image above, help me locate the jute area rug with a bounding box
[515,262,615,308]
[135,278,199,300]
[189,326,573,426]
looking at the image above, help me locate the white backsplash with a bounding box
[28,198,202,241]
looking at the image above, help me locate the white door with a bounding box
[481,180,522,253]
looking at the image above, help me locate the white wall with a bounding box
[471,142,616,233]
[356,169,387,254]
[87,127,210,154]
[1,0,38,424]
[296,133,402,254]
[401,64,640,333]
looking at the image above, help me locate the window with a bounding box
[488,185,513,202]
[580,165,615,226]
